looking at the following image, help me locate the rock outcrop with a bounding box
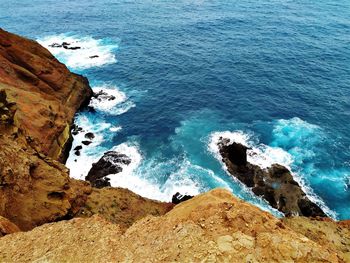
[218,139,327,217]
[75,187,174,231]
[0,28,92,162]
[0,28,94,213]
[0,75,92,230]
[0,216,20,237]
[0,189,345,262]
[283,217,350,262]
[86,151,131,188]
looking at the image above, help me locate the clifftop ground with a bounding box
[0,189,349,262]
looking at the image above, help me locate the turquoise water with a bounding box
[1,0,349,219]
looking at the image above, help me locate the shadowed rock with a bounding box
[172,192,193,204]
[86,151,131,188]
[84,132,95,140]
[218,138,327,217]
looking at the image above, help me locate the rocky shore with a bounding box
[0,28,172,231]
[0,29,349,262]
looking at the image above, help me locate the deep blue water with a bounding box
[1,0,349,219]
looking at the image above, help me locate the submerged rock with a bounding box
[86,151,131,188]
[218,138,327,217]
[49,42,81,50]
[74,145,83,151]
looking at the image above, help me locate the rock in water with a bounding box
[172,192,194,204]
[84,132,95,140]
[86,151,131,188]
[219,142,248,166]
[92,90,116,102]
[219,138,327,217]
[82,140,92,146]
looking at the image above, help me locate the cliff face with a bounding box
[0,29,172,231]
[0,29,93,230]
[0,189,348,262]
[0,28,92,162]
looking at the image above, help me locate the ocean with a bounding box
[1,0,349,219]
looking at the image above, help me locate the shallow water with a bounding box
[2,0,349,219]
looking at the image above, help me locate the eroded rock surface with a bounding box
[218,138,327,217]
[0,29,93,230]
[75,187,174,231]
[283,216,350,262]
[0,28,92,162]
[0,216,20,237]
[0,189,344,262]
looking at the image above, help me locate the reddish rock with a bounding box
[0,216,20,237]
[0,29,93,230]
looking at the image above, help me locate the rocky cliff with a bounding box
[0,29,172,231]
[0,29,349,263]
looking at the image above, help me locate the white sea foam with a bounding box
[110,126,122,132]
[208,130,293,169]
[89,85,135,115]
[38,34,117,70]
[66,116,114,180]
[103,142,170,200]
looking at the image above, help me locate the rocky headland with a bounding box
[0,28,349,262]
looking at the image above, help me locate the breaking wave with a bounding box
[38,34,117,70]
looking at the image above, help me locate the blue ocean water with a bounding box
[1,0,349,219]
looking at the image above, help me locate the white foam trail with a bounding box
[38,34,117,70]
[89,85,135,115]
[110,126,122,132]
[208,130,337,219]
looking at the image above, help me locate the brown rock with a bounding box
[0,28,92,163]
[0,216,20,237]
[75,187,174,231]
[0,29,93,230]
[0,189,342,262]
[283,216,350,262]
